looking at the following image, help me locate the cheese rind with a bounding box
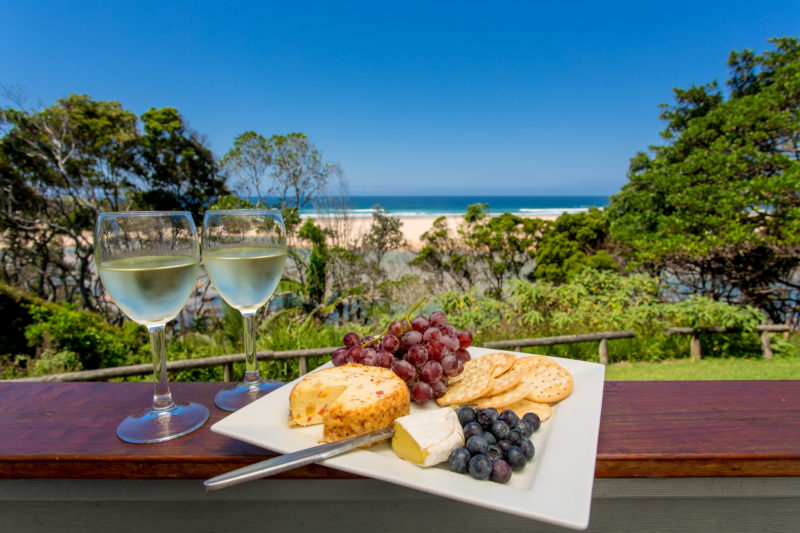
[391,408,465,467]
[289,363,410,443]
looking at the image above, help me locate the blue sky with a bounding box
[2,1,798,196]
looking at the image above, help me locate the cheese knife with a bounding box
[204,426,395,491]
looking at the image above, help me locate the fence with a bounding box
[6,325,793,383]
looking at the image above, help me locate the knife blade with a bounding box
[204,426,395,491]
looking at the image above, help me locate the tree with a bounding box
[412,216,475,291]
[267,133,340,232]
[533,208,618,284]
[137,107,228,222]
[220,131,271,206]
[0,93,139,311]
[361,205,406,268]
[607,37,800,324]
[460,204,544,296]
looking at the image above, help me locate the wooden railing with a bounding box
[6,325,792,383]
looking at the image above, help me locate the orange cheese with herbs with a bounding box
[288,363,410,442]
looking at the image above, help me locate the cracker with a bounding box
[505,398,552,422]
[485,363,526,396]
[525,364,573,403]
[436,370,494,406]
[483,352,517,377]
[448,354,494,384]
[513,355,559,370]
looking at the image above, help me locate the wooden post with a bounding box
[298,356,307,376]
[599,338,609,365]
[690,334,702,361]
[223,363,233,382]
[761,330,774,360]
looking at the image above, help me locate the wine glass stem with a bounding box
[242,311,261,384]
[149,325,175,410]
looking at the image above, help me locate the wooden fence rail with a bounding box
[5,325,793,383]
[664,324,792,361]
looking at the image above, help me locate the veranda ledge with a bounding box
[1,380,799,532]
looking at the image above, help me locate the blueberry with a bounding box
[463,421,484,439]
[506,445,526,471]
[448,447,471,474]
[457,406,476,426]
[482,431,497,446]
[523,412,541,432]
[476,408,499,428]
[489,459,512,483]
[466,434,489,455]
[499,409,519,429]
[468,454,492,480]
[491,419,510,440]
[486,444,503,461]
[516,420,533,438]
[497,439,513,453]
[507,429,521,443]
[516,437,535,461]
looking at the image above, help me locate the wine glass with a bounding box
[202,209,287,411]
[95,211,209,444]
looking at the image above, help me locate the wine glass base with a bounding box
[117,401,209,444]
[215,380,284,411]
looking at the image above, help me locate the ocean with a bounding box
[295,195,610,218]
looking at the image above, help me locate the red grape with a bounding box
[406,343,429,368]
[391,359,416,381]
[441,325,458,337]
[343,332,360,347]
[376,350,395,368]
[400,330,423,351]
[347,345,364,364]
[379,334,400,353]
[441,335,460,352]
[361,347,377,366]
[411,315,429,333]
[411,381,433,404]
[441,355,463,377]
[428,311,447,328]
[331,347,348,366]
[421,360,443,383]
[422,326,441,343]
[425,338,444,361]
[454,348,471,363]
[387,320,406,337]
[431,379,447,399]
[457,330,473,349]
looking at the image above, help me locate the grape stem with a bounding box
[360,296,428,347]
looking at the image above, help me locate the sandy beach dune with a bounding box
[316,215,558,250]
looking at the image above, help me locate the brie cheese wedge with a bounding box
[391,408,465,467]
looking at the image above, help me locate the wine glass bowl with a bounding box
[202,209,287,411]
[95,211,209,443]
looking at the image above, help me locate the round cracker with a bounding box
[525,364,573,403]
[482,352,516,377]
[513,355,560,370]
[436,370,494,406]
[448,353,494,384]
[505,398,552,422]
[485,363,526,396]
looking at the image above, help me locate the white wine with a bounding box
[98,255,200,326]
[203,247,286,313]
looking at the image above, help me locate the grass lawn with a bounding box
[604,355,800,380]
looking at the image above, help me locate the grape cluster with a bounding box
[448,407,539,483]
[330,310,474,405]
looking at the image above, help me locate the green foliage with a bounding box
[461,204,544,296]
[438,270,766,363]
[412,216,474,291]
[297,218,329,309]
[137,107,229,223]
[209,194,257,210]
[607,37,800,323]
[533,207,617,283]
[220,131,271,206]
[22,302,146,376]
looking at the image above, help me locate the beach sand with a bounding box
[316,215,559,250]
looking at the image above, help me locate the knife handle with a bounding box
[204,426,395,491]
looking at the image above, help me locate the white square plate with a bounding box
[211,346,605,530]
